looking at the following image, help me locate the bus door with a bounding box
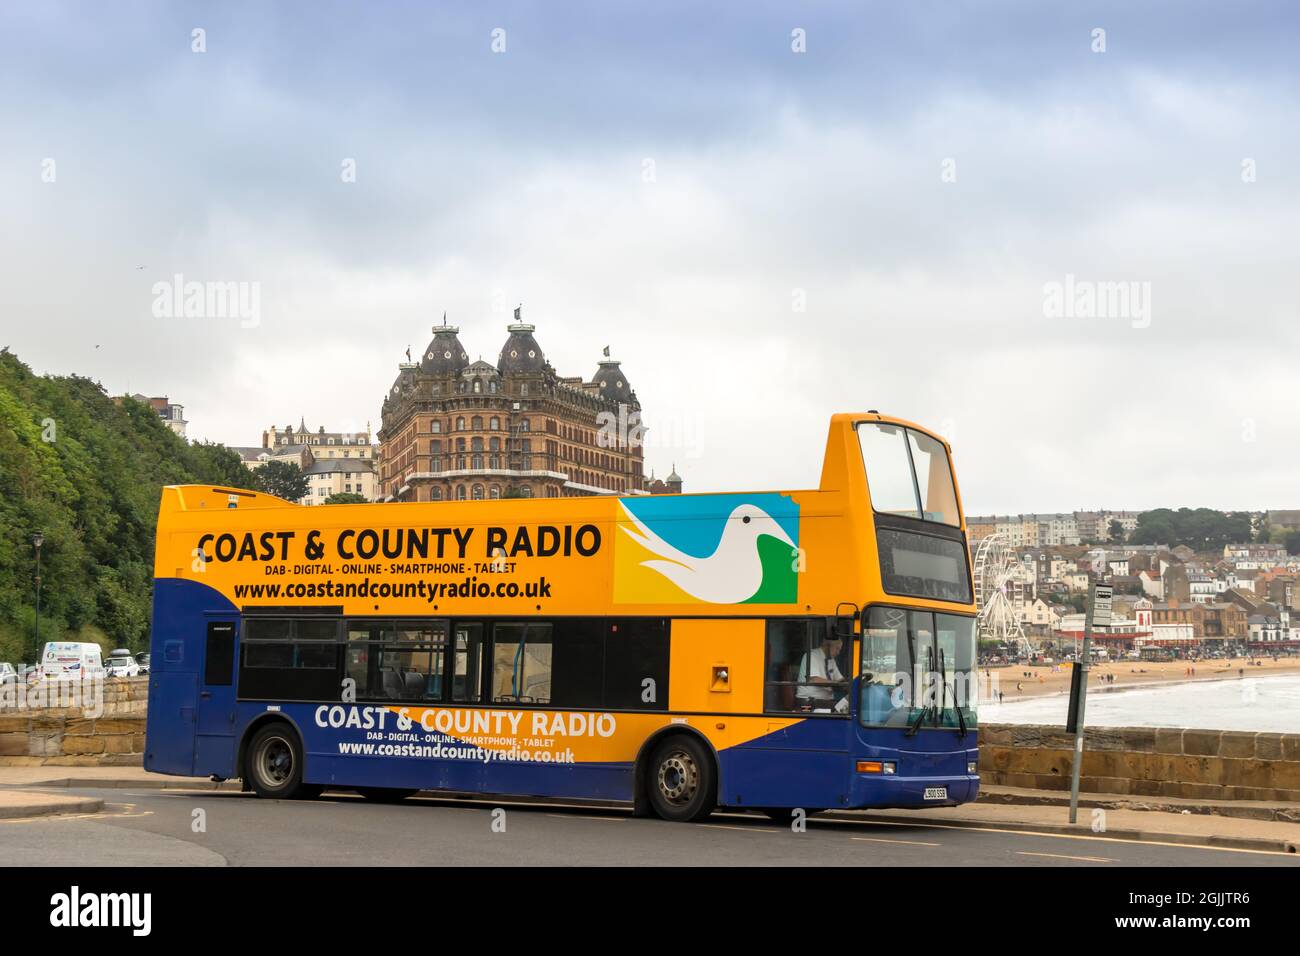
[733,619,855,808]
[195,619,238,774]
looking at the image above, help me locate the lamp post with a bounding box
[32,532,44,666]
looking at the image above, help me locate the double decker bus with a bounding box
[144,413,979,822]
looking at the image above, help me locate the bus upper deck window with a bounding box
[857,422,959,526]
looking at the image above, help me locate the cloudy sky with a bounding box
[2,2,1297,513]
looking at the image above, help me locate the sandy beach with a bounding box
[985,656,1300,702]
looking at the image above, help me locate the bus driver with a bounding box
[798,632,849,713]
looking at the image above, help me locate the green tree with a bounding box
[323,492,367,505]
[0,348,256,658]
[253,460,309,502]
[1108,519,1125,543]
[1131,508,1250,553]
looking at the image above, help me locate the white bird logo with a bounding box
[619,502,796,604]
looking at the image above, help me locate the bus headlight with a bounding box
[856,760,897,774]
[967,761,978,775]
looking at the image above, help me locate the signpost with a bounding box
[1067,582,1111,823]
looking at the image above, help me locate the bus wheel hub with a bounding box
[260,738,292,784]
[658,752,698,804]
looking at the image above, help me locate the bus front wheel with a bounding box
[246,723,309,800]
[647,735,716,823]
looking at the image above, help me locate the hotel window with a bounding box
[490,486,501,499]
[490,417,499,430]
[472,416,483,430]
[431,421,441,433]
[472,484,484,500]
[457,417,466,431]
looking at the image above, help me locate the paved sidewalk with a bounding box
[850,802,1300,854]
[0,790,104,820]
[0,766,238,791]
[979,783,1300,823]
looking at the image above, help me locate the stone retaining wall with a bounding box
[0,677,147,767]
[980,723,1300,801]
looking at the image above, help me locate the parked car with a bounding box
[0,662,16,685]
[104,648,140,678]
[40,641,104,680]
[135,652,151,675]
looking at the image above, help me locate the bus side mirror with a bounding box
[834,603,858,642]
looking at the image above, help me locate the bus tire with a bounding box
[356,787,419,803]
[646,735,716,823]
[246,723,307,800]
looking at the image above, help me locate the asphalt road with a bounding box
[2,787,1297,867]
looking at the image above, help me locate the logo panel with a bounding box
[613,493,800,604]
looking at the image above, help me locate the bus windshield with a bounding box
[858,607,977,730]
[857,422,959,526]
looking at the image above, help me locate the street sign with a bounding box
[1092,584,1113,627]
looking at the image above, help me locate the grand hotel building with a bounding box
[378,314,674,502]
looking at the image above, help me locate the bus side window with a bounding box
[604,618,669,710]
[491,623,553,704]
[204,623,235,686]
[764,619,850,714]
[452,623,485,703]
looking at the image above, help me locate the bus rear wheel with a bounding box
[357,787,420,803]
[246,723,308,800]
[647,735,716,822]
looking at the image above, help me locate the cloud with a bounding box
[2,1,1297,512]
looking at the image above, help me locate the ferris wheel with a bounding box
[973,533,1029,651]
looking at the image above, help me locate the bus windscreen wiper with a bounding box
[905,644,934,737]
[940,647,968,738]
[905,702,932,737]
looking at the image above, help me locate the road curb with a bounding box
[833,811,1300,855]
[0,793,104,820]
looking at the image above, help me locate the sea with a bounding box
[980,673,1300,734]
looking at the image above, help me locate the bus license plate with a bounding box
[923,787,948,800]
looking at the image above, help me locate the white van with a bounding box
[40,642,104,680]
